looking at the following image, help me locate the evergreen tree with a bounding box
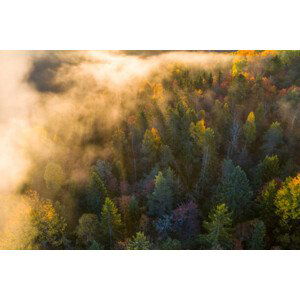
[248,220,266,250]
[148,170,174,218]
[126,196,141,237]
[127,232,150,250]
[215,160,253,220]
[261,122,284,156]
[100,197,123,249]
[243,111,256,146]
[141,127,162,167]
[86,166,108,215]
[258,179,280,229]
[198,204,233,250]
[76,213,101,249]
[160,238,181,250]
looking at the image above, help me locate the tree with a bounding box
[243,112,256,145]
[261,155,280,183]
[160,238,181,250]
[100,197,123,249]
[247,220,266,250]
[31,197,68,250]
[198,204,233,250]
[86,166,108,215]
[215,160,253,220]
[253,155,280,190]
[258,179,281,230]
[76,214,101,249]
[89,240,102,250]
[261,122,284,156]
[122,196,141,237]
[127,232,150,250]
[275,174,300,226]
[141,127,162,166]
[172,201,200,241]
[190,120,217,195]
[148,169,174,218]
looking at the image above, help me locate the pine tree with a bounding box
[76,213,101,249]
[190,120,217,195]
[126,196,141,237]
[248,220,266,250]
[258,180,280,229]
[100,197,122,249]
[141,127,162,167]
[148,170,174,218]
[261,122,284,156]
[198,204,233,250]
[261,155,280,183]
[215,159,253,220]
[127,232,150,250]
[86,166,108,215]
[243,111,256,145]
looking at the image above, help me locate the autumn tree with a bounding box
[31,197,68,250]
[141,127,162,167]
[275,174,300,226]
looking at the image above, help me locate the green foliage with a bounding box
[160,238,181,250]
[9,51,300,250]
[199,204,233,250]
[86,166,108,215]
[100,197,123,248]
[76,213,101,249]
[247,220,266,250]
[215,160,253,220]
[261,122,284,156]
[89,240,102,250]
[124,196,141,237]
[148,169,175,218]
[142,127,162,166]
[258,180,280,226]
[261,155,280,182]
[127,232,150,250]
[243,112,256,145]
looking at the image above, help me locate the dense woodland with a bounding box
[11,50,300,250]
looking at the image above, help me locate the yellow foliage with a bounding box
[150,127,162,145]
[195,89,203,96]
[236,50,261,57]
[152,83,164,101]
[247,111,255,123]
[261,50,278,56]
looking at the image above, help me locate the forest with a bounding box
[0,50,299,250]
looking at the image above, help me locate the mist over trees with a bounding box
[1,50,300,250]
